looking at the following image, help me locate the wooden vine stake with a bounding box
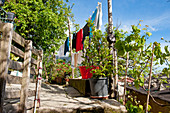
[146,43,155,113]
[123,52,129,105]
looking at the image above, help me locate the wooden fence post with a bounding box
[33,50,43,113]
[19,40,32,113]
[0,23,13,113]
[38,50,43,106]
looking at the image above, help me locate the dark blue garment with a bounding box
[72,33,77,49]
[64,37,69,55]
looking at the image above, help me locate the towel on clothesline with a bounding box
[64,37,69,55]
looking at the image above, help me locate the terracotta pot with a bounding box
[65,78,69,82]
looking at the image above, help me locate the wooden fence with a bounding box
[0,22,43,113]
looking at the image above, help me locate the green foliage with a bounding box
[3,0,71,52]
[126,95,147,113]
[81,19,113,78]
[50,59,71,82]
[10,53,19,61]
[3,0,74,80]
[115,22,170,89]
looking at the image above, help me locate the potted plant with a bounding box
[51,59,71,84]
[81,20,113,98]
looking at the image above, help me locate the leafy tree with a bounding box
[114,21,170,112]
[3,0,74,80]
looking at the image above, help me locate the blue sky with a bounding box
[67,0,170,70]
[69,0,170,46]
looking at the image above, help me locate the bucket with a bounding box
[89,78,108,98]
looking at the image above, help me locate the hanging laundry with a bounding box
[91,8,99,26]
[82,23,90,44]
[76,29,83,52]
[71,53,75,69]
[97,2,102,30]
[64,37,69,55]
[72,33,77,49]
[71,53,78,68]
[74,53,78,67]
[58,44,64,58]
[90,8,97,38]
[77,52,84,65]
[89,6,100,38]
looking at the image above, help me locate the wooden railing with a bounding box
[0,22,43,113]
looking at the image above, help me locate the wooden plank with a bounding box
[31,58,37,65]
[11,45,24,58]
[12,32,25,47]
[30,67,37,75]
[9,60,23,71]
[19,40,32,113]
[0,23,5,32]
[32,48,39,56]
[0,23,13,113]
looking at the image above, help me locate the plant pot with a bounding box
[0,0,5,6]
[89,78,108,98]
[7,12,15,21]
[65,78,69,82]
[56,77,63,84]
[79,66,99,79]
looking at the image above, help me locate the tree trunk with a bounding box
[107,0,115,98]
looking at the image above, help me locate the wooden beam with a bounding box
[30,67,36,75]
[12,32,25,47]
[11,45,24,58]
[9,60,23,71]
[19,40,32,113]
[0,22,5,32]
[32,48,39,56]
[0,23,13,113]
[31,58,37,65]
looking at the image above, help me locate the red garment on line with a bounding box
[76,29,83,52]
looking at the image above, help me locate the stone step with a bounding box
[5,89,35,99]
[5,83,36,99]
[7,74,36,84]
[3,96,35,113]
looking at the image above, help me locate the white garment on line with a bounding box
[97,2,102,30]
[58,44,64,58]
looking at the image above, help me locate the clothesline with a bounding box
[64,2,102,55]
[58,2,102,57]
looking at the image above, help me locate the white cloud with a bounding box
[149,26,158,32]
[160,42,170,53]
[117,11,170,33]
[120,25,132,33]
